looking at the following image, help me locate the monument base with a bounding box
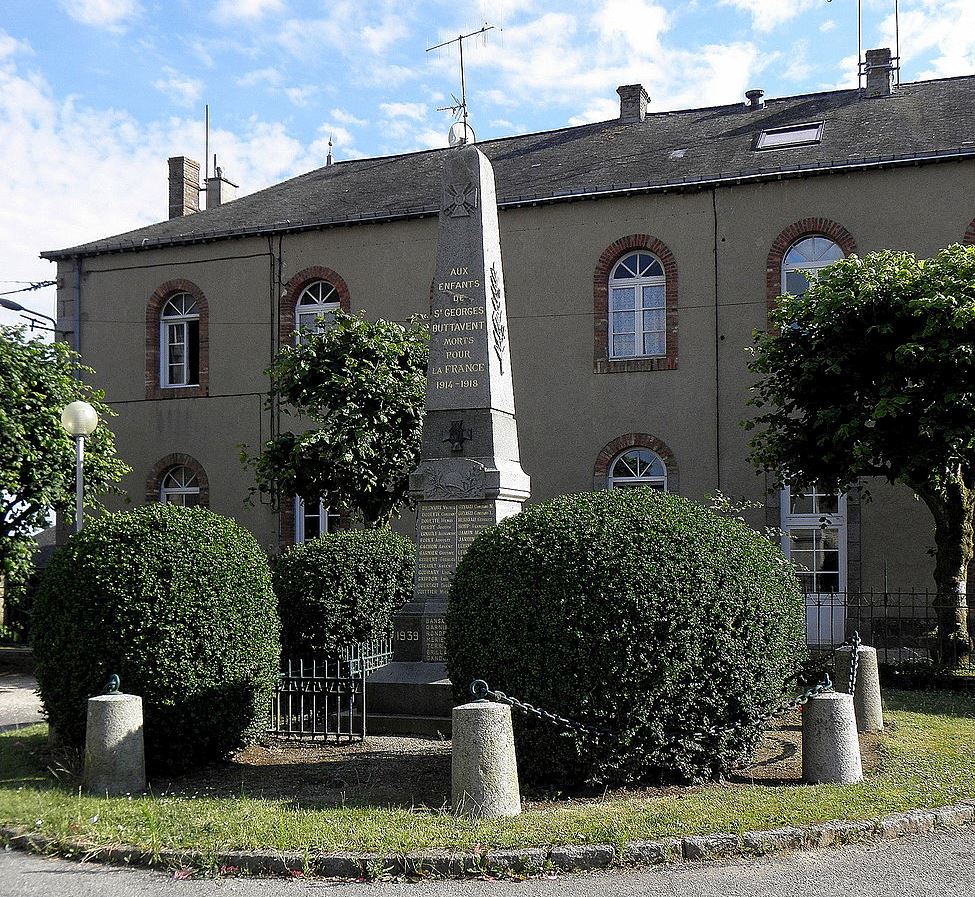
[365,661,454,737]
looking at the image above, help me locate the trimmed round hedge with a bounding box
[273,527,414,655]
[447,488,807,789]
[32,504,280,772]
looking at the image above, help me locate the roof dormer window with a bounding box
[756,122,824,150]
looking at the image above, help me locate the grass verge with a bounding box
[0,690,973,857]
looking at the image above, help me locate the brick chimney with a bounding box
[864,48,895,98]
[168,156,200,219]
[206,165,238,210]
[617,84,649,123]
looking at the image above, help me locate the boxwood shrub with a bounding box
[273,527,415,655]
[32,504,280,772]
[446,488,807,790]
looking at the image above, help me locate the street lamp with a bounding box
[60,401,99,533]
[0,296,61,333]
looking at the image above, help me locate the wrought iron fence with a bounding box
[804,590,975,672]
[269,636,393,742]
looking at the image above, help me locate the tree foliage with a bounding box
[247,311,428,526]
[746,245,975,659]
[0,327,128,582]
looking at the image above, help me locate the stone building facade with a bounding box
[43,53,975,645]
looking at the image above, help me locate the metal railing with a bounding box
[270,636,394,743]
[804,590,974,671]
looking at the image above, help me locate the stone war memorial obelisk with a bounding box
[371,144,530,732]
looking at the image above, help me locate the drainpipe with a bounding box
[73,256,82,357]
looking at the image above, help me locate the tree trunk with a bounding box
[920,475,974,667]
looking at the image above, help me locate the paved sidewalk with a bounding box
[0,826,973,896]
[0,672,43,732]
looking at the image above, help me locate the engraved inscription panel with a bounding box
[416,501,496,598]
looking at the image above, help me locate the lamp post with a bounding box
[0,296,62,334]
[60,401,99,533]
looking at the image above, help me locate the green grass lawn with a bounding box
[1,690,973,858]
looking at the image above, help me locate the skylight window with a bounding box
[756,122,824,150]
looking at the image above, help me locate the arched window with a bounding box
[781,236,844,296]
[281,266,351,347]
[607,448,668,491]
[594,235,678,373]
[159,465,202,506]
[594,433,678,492]
[146,453,209,506]
[160,293,200,387]
[609,251,666,359]
[295,280,341,343]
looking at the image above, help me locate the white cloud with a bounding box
[878,1,975,80]
[0,30,32,60]
[820,19,837,33]
[284,85,317,107]
[433,2,762,124]
[330,108,367,126]
[0,51,343,327]
[718,0,818,32]
[361,14,409,55]
[153,68,204,107]
[379,101,428,121]
[212,0,284,23]
[236,67,282,88]
[783,41,812,82]
[59,0,140,33]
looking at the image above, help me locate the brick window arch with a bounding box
[593,433,679,493]
[964,218,975,245]
[766,219,857,315]
[146,279,209,399]
[593,234,678,373]
[145,453,210,507]
[280,265,351,346]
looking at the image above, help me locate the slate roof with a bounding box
[43,75,975,260]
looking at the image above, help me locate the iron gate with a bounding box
[270,637,393,743]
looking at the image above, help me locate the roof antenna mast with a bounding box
[426,23,495,145]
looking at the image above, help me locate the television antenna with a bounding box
[828,0,901,88]
[427,23,495,145]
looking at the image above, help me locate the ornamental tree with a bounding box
[0,327,129,582]
[247,311,428,526]
[746,245,975,663]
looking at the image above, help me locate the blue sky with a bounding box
[1,0,973,328]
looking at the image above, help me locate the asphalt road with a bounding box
[0,827,973,897]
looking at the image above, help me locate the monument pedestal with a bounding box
[368,144,529,734]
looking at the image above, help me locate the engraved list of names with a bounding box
[416,501,496,598]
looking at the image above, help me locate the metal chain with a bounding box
[469,680,612,738]
[848,630,861,695]
[468,631,862,746]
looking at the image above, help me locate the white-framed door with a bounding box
[780,487,848,647]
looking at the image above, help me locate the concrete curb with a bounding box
[2,802,973,880]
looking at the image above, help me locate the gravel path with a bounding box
[0,672,43,732]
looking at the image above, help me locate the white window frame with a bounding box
[294,496,341,542]
[159,465,201,506]
[607,448,668,491]
[608,252,666,360]
[160,293,200,387]
[295,280,341,344]
[781,236,844,296]
[780,486,847,647]
[756,122,824,150]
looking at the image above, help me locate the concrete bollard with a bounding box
[834,644,884,732]
[451,700,521,819]
[83,693,146,796]
[802,691,863,785]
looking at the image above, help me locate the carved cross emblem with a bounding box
[444,419,472,453]
[444,181,478,218]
